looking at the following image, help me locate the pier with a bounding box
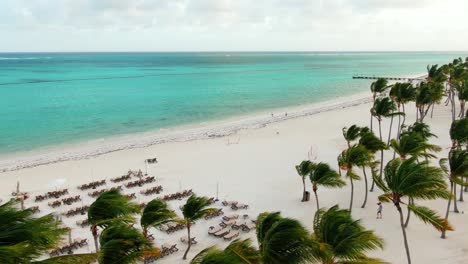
[352,75,426,82]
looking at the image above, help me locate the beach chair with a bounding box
[224,231,239,241]
[208,226,223,235]
[222,214,239,221]
[241,222,256,232]
[214,227,230,237]
[220,219,236,227]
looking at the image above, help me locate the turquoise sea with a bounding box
[0,52,467,155]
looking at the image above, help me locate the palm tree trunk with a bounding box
[378,120,384,179]
[459,182,464,202]
[370,178,375,192]
[361,166,368,208]
[464,177,468,192]
[430,104,435,118]
[387,115,394,145]
[313,189,319,211]
[349,177,354,213]
[301,177,306,202]
[397,203,412,264]
[397,106,402,138]
[453,184,459,213]
[404,197,412,228]
[441,181,453,239]
[182,223,191,260]
[91,225,99,253]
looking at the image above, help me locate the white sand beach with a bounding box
[1,93,466,263]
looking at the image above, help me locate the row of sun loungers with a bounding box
[222,200,249,210]
[124,176,155,188]
[204,208,224,220]
[76,219,90,227]
[159,222,186,234]
[49,239,88,257]
[207,226,240,241]
[35,189,69,202]
[78,180,106,190]
[64,205,89,217]
[45,194,89,208]
[146,243,178,263]
[162,189,193,201]
[62,195,81,205]
[140,185,163,195]
[110,174,132,183]
[88,186,122,197]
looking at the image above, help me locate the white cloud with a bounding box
[0,0,467,51]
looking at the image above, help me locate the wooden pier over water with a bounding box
[352,75,426,82]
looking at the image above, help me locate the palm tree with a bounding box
[256,212,315,264]
[389,82,416,137]
[342,125,362,148]
[140,199,177,240]
[181,194,216,260]
[370,78,389,130]
[440,150,468,238]
[311,205,386,264]
[191,239,260,264]
[296,160,313,202]
[371,97,400,177]
[88,190,140,252]
[0,201,97,264]
[415,82,444,122]
[99,223,156,264]
[373,158,452,264]
[450,117,468,149]
[359,127,387,195]
[455,78,467,118]
[308,162,345,210]
[338,145,372,212]
[426,64,447,84]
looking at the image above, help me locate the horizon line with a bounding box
[1,50,468,54]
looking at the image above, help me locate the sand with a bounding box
[1,93,466,263]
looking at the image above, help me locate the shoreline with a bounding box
[0,91,373,173]
[0,71,425,173]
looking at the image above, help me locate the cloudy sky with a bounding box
[1,0,467,52]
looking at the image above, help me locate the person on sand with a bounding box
[377,202,383,219]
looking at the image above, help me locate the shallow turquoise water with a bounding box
[0,52,466,155]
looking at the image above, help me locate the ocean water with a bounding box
[0,52,466,155]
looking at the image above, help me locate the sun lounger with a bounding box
[220,219,236,227]
[224,231,239,241]
[208,226,223,235]
[214,227,230,237]
[242,222,256,232]
[222,214,239,221]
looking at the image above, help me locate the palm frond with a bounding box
[407,204,453,232]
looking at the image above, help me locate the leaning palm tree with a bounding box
[389,82,416,137]
[140,199,177,240]
[358,127,387,195]
[182,194,216,260]
[370,78,389,130]
[191,239,261,264]
[342,125,362,148]
[296,160,313,202]
[311,205,386,264]
[256,212,316,264]
[308,162,345,210]
[390,132,441,161]
[455,78,467,118]
[450,117,468,149]
[88,190,140,252]
[338,145,372,212]
[373,158,452,264]
[99,223,157,264]
[415,82,444,122]
[0,201,97,264]
[371,97,401,177]
[440,150,468,239]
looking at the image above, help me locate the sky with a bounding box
[0,0,467,52]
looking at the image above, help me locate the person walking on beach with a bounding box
[376,202,383,219]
